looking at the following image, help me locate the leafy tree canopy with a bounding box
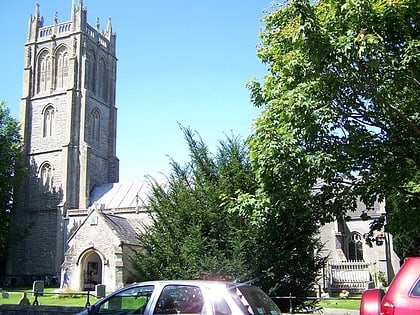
[132,127,321,310]
[132,126,256,281]
[0,101,22,272]
[247,0,419,257]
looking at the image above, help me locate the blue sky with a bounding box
[0,1,270,182]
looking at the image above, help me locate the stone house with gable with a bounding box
[65,209,139,291]
[63,181,153,292]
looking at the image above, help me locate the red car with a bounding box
[360,257,420,315]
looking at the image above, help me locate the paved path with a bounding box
[320,309,358,315]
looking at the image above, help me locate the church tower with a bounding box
[8,1,118,279]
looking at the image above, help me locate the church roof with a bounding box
[89,181,151,210]
[101,212,140,245]
[348,199,384,219]
[67,208,141,246]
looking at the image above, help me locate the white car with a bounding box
[76,280,282,315]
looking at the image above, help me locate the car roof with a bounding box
[128,280,247,287]
[108,280,250,296]
[386,257,420,296]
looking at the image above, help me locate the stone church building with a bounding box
[6,1,153,292]
[7,0,399,294]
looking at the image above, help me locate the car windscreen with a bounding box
[410,277,420,297]
[228,284,281,315]
[97,285,154,314]
[153,284,205,315]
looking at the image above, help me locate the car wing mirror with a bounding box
[87,304,96,314]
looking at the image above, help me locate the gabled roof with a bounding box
[101,212,139,245]
[67,209,140,246]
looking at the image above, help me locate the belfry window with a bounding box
[97,58,107,100]
[87,50,96,93]
[348,232,364,261]
[40,162,53,192]
[37,51,52,93]
[92,109,101,142]
[43,105,55,137]
[56,47,69,89]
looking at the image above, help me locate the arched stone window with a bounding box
[55,46,69,89]
[347,232,364,261]
[37,50,52,93]
[43,105,55,137]
[97,57,107,100]
[40,162,53,192]
[91,109,101,142]
[87,50,96,93]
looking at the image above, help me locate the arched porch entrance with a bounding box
[80,249,103,291]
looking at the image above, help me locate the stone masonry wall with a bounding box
[67,211,121,291]
[9,1,118,286]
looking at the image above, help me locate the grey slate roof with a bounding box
[348,199,385,218]
[101,212,140,245]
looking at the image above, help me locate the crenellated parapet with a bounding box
[26,1,116,55]
[36,22,111,50]
[38,22,72,39]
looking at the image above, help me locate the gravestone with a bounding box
[96,284,106,298]
[33,280,44,296]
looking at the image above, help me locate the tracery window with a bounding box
[87,50,96,93]
[97,58,107,100]
[348,232,364,261]
[43,105,55,137]
[40,162,53,192]
[37,50,52,93]
[91,109,101,142]
[55,47,69,89]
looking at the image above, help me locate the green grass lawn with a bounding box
[319,297,361,310]
[0,288,99,307]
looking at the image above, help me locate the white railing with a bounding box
[38,22,108,48]
[39,22,72,38]
[328,260,372,292]
[85,25,108,48]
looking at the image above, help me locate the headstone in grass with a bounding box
[33,280,44,296]
[95,284,106,298]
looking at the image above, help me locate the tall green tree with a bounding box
[232,189,324,309]
[133,127,322,310]
[0,101,22,275]
[247,0,419,257]
[132,127,256,281]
